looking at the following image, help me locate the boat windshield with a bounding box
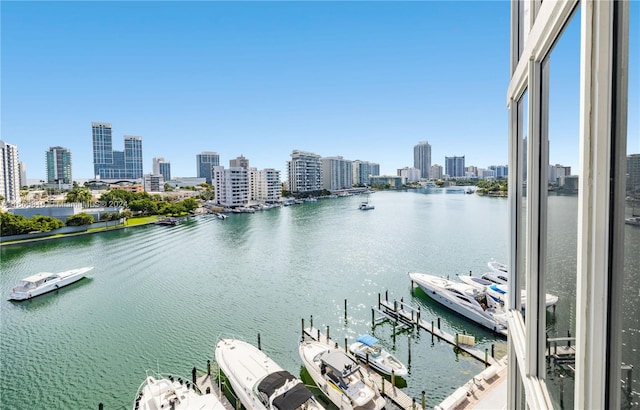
[17,281,37,290]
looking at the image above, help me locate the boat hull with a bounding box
[133,372,225,410]
[409,272,508,336]
[348,343,408,378]
[9,267,93,301]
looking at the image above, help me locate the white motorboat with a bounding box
[9,266,93,301]
[349,335,408,378]
[487,259,509,275]
[299,340,386,410]
[215,339,324,410]
[359,202,374,210]
[409,272,508,336]
[625,216,640,226]
[457,275,559,308]
[133,371,225,410]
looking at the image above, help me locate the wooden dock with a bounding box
[194,363,235,410]
[374,296,502,367]
[302,326,424,410]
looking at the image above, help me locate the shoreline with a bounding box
[0,217,159,247]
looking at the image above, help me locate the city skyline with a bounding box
[2,2,638,181]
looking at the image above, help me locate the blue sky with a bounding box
[1,1,638,180]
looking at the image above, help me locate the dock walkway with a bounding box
[195,366,235,410]
[374,297,502,367]
[302,326,422,410]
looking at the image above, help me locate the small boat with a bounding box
[625,216,640,226]
[133,370,226,410]
[9,267,93,301]
[409,272,508,336]
[214,213,228,220]
[215,339,324,410]
[157,217,178,226]
[349,335,408,378]
[359,202,374,210]
[299,340,386,410]
[457,275,558,308]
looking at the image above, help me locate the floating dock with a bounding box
[373,292,502,367]
[193,361,235,410]
[302,325,425,410]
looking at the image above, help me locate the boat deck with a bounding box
[302,326,421,410]
[195,371,235,410]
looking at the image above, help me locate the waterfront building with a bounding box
[19,162,27,187]
[196,152,220,184]
[9,203,123,223]
[352,160,380,186]
[465,165,478,178]
[548,163,571,184]
[46,146,72,186]
[479,168,497,180]
[397,167,421,182]
[626,153,640,197]
[414,141,432,179]
[430,164,443,180]
[445,155,465,178]
[488,165,508,179]
[92,123,144,180]
[230,155,249,169]
[152,157,171,183]
[369,175,404,189]
[287,150,322,193]
[0,140,20,206]
[212,166,248,207]
[322,156,353,191]
[249,168,281,204]
[143,174,164,192]
[505,1,631,408]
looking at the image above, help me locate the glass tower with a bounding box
[46,146,72,184]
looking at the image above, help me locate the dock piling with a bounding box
[317,328,320,341]
[344,299,347,320]
[98,403,103,410]
[345,337,348,353]
[207,359,211,376]
[408,335,411,364]
[371,307,375,326]
[455,333,459,347]
[326,325,330,342]
[378,293,381,310]
[192,367,197,386]
[437,317,441,329]
[412,398,416,410]
[491,344,495,358]
[310,315,313,329]
[258,332,261,351]
[421,391,426,409]
[301,318,305,340]
[385,290,388,302]
[392,369,396,387]
[484,348,488,367]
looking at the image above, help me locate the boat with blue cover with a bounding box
[349,335,408,378]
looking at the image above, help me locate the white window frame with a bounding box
[506,0,629,408]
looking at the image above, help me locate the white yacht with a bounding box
[215,339,324,410]
[409,272,508,336]
[349,335,408,378]
[9,267,93,301]
[299,340,386,410]
[133,371,226,410]
[457,275,559,308]
[359,202,374,210]
[487,259,509,275]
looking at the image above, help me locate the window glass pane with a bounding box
[543,6,580,409]
[621,2,639,408]
[518,89,528,317]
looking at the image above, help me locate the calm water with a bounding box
[0,190,638,409]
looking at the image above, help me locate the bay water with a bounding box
[1,190,637,409]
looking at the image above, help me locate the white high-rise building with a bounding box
[212,166,248,207]
[287,150,322,193]
[398,167,421,182]
[0,140,20,205]
[430,164,443,180]
[322,156,352,191]
[19,162,27,187]
[249,168,281,203]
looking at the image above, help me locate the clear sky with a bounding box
[1,1,638,181]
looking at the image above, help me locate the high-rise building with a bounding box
[212,165,248,207]
[414,141,432,179]
[488,165,508,179]
[445,155,465,178]
[322,156,353,191]
[626,154,640,197]
[249,168,281,204]
[143,173,164,192]
[287,150,322,193]
[352,160,380,186]
[46,146,72,185]
[92,122,143,180]
[196,152,220,184]
[153,157,171,182]
[19,162,27,187]
[431,164,443,180]
[398,167,421,182]
[549,164,571,184]
[230,155,249,169]
[0,140,20,205]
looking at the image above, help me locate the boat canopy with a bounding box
[321,351,359,376]
[356,335,379,347]
[257,370,296,398]
[490,284,507,294]
[22,272,56,283]
[272,382,313,410]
